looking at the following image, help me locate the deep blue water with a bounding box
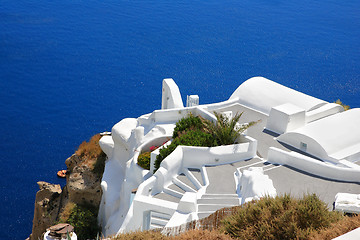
[0,0,359,239]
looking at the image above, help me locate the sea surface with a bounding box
[0,0,359,239]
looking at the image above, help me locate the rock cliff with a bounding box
[28,135,106,240]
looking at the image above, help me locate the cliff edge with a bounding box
[28,134,106,240]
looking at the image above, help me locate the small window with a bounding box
[300,142,307,152]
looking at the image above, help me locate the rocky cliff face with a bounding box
[30,182,62,240]
[29,135,105,240]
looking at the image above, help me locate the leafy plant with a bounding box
[172,113,204,139]
[154,112,258,172]
[204,111,259,146]
[155,129,216,172]
[66,203,101,240]
[138,152,151,170]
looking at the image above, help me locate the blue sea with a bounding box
[1,0,359,239]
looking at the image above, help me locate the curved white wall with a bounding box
[277,132,329,162]
[268,147,360,183]
[229,77,326,115]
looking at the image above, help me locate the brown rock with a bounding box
[30,182,62,240]
[29,145,105,239]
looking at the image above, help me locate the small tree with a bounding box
[204,112,259,146]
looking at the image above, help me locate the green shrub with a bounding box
[172,113,204,139]
[154,112,258,172]
[221,194,342,240]
[66,203,101,240]
[204,111,259,146]
[138,152,151,170]
[155,130,216,172]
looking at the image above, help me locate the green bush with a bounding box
[204,111,259,146]
[172,113,204,139]
[154,112,258,172]
[221,194,342,240]
[66,204,101,240]
[138,152,151,170]
[155,130,216,172]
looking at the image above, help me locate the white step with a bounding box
[201,194,238,199]
[150,211,171,220]
[197,198,240,205]
[176,174,199,191]
[172,178,196,193]
[150,223,165,229]
[184,169,203,189]
[150,216,169,226]
[198,204,236,212]
[163,187,183,199]
[197,211,214,219]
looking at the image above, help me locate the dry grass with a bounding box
[335,99,350,111]
[309,214,360,240]
[220,194,342,240]
[112,230,166,240]
[109,201,360,240]
[112,229,231,240]
[75,134,107,177]
[76,134,103,159]
[173,229,232,240]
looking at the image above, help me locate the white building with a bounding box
[98,77,360,237]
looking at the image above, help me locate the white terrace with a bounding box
[98,77,360,237]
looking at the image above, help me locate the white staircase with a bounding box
[197,194,240,219]
[149,211,171,229]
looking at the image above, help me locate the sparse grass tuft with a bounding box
[75,134,107,178]
[112,230,166,240]
[335,99,350,111]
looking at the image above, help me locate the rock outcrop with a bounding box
[29,135,105,240]
[29,181,62,240]
[65,154,102,207]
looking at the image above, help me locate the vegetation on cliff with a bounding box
[76,134,107,178]
[30,134,106,240]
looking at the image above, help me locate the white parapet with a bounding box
[161,78,184,110]
[267,147,360,183]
